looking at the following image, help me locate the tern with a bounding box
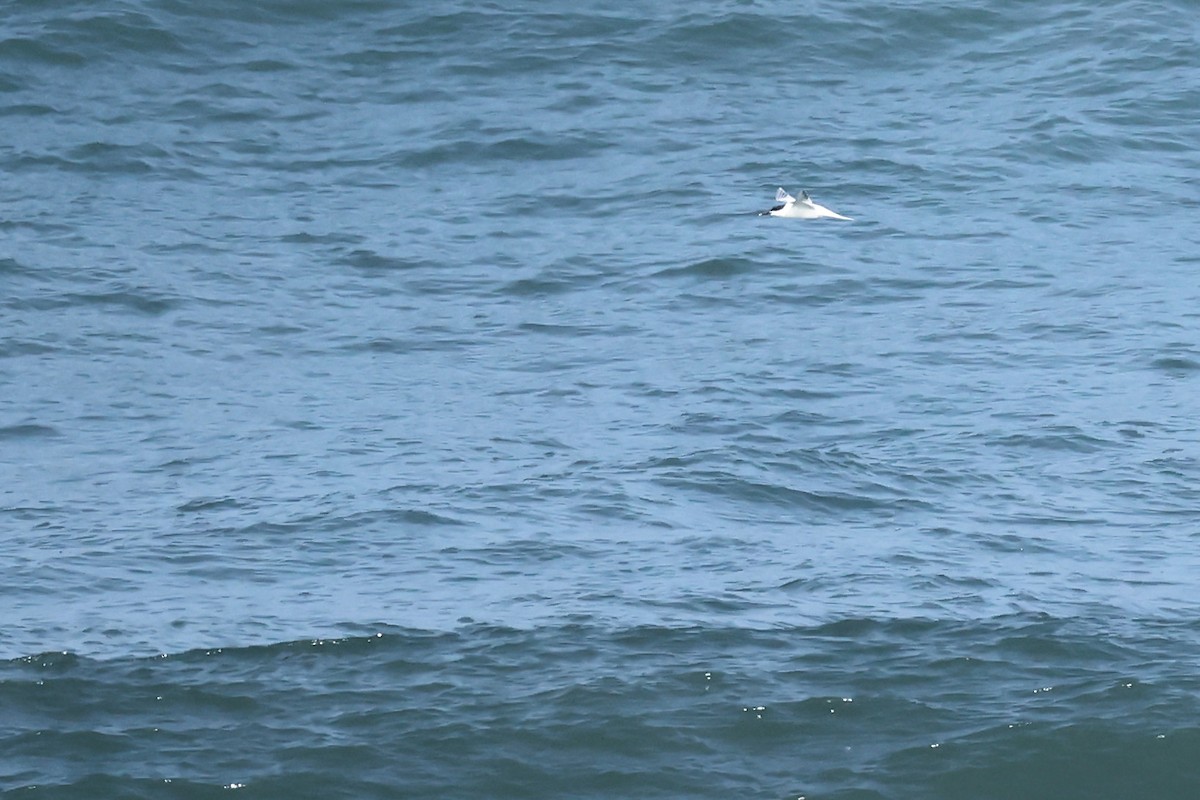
[760,188,852,220]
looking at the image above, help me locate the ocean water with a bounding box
[3,0,1200,797]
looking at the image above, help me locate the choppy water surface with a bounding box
[3,1,1200,797]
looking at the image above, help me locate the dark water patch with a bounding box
[335,46,426,69]
[989,510,1106,528]
[1018,319,1114,340]
[967,278,1054,292]
[337,249,426,271]
[919,328,1004,345]
[138,238,227,258]
[383,9,507,42]
[765,277,873,307]
[500,276,587,297]
[647,592,779,617]
[281,231,364,247]
[0,423,61,440]
[47,10,188,58]
[656,470,923,516]
[809,616,946,641]
[0,102,58,116]
[6,774,227,798]
[242,507,469,535]
[913,723,1200,800]
[176,497,245,514]
[653,13,798,67]
[170,81,272,107]
[0,256,35,277]
[242,57,296,73]
[9,650,80,670]
[653,257,761,280]
[0,36,86,68]
[397,135,612,168]
[4,617,1200,796]
[496,190,628,219]
[573,497,673,525]
[166,508,470,557]
[965,530,1073,555]
[1026,127,1114,165]
[11,142,194,178]
[62,291,178,315]
[256,323,307,337]
[990,426,1114,453]
[156,0,395,26]
[338,333,474,354]
[515,321,611,338]
[443,539,596,568]
[382,87,456,105]
[992,623,1128,666]
[670,412,763,437]
[763,385,840,402]
[354,508,468,528]
[1149,353,1200,374]
[66,142,173,174]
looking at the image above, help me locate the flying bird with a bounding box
[760,188,852,220]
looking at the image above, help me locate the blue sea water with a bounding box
[3,1,1200,797]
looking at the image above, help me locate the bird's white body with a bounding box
[762,188,852,220]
